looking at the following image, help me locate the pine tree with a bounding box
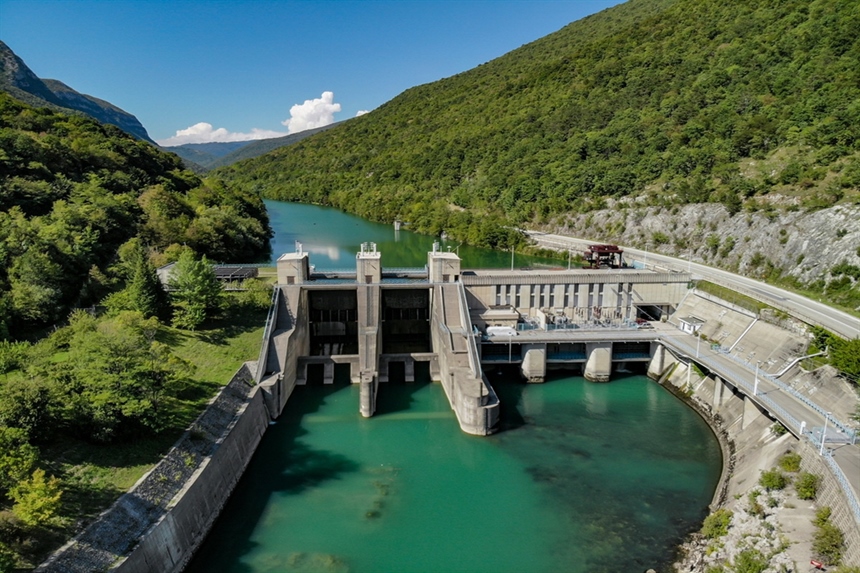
[168,249,222,330]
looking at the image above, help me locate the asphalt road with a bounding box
[525,231,860,340]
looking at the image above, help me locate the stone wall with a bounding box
[36,363,270,573]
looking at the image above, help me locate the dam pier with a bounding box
[256,242,691,435]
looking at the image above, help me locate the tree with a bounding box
[0,427,38,494]
[9,468,62,527]
[104,239,166,319]
[168,249,223,330]
[51,310,192,442]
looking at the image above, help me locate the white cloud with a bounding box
[356,110,370,117]
[157,122,287,146]
[282,91,342,134]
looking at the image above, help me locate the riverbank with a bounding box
[661,358,860,571]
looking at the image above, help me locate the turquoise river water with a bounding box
[186,201,722,573]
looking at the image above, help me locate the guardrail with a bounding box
[714,346,856,440]
[802,431,860,527]
[664,334,860,527]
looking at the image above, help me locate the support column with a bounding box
[647,344,667,380]
[360,371,377,418]
[742,395,766,429]
[405,359,415,382]
[584,342,612,382]
[521,344,547,383]
[713,375,725,410]
[323,361,334,385]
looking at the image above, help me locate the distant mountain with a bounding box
[0,40,155,143]
[208,124,338,169]
[163,141,253,169]
[165,124,338,171]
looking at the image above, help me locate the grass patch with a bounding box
[694,280,769,314]
[1,296,267,570]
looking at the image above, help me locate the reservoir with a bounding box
[187,201,722,573]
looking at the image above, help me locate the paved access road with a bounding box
[525,231,860,340]
[662,331,860,522]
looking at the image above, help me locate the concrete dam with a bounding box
[256,242,691,435]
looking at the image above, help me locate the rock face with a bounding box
[550,201,860,299]
[0,40,155,143]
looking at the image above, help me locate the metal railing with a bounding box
[713,346,856,440]
[802,431,860,526]
[665,334,860,526]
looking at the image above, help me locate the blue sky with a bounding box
[1,0,622,145]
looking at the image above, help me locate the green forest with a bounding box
[0,93,276,570]
[0,93,272,338]
[217,0,860,248]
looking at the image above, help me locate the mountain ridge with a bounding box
[0,40,155,143]
[164,123,338,170]
[216,0,859,256]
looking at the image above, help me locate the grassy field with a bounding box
[2,297,268,571]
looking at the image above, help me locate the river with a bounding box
[186,200,722,573]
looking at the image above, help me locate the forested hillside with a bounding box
[0,93,272,338]
[217,0,859,249]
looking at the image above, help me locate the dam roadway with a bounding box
[525,230,860,341]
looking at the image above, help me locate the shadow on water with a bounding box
[186,380,359,573]
[374,362,432,416]
[486,365,529,431]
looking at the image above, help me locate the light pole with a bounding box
[819,412,830,455]
[754,361,761,396]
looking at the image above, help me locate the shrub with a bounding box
[734,548,768,573]
[9,468,63,527]
[0,542,16,573]
[814,506,832,527]
[778,452,802,472]
[748,490,764,517]
[770,423,788,436]
[796,472,820,500]
[701,508,733,539]
[759,469,788,491]
[813,522,845,565]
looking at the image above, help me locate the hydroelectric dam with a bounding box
[255,242,691,435]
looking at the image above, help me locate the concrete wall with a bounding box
[798,439,860,566]
[114,384,269,573]
[259,286,305,418]
[37,364,270,573]
[431,283,499,435]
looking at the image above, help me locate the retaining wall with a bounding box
[798,439,860,566]
[36,363,270,573]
